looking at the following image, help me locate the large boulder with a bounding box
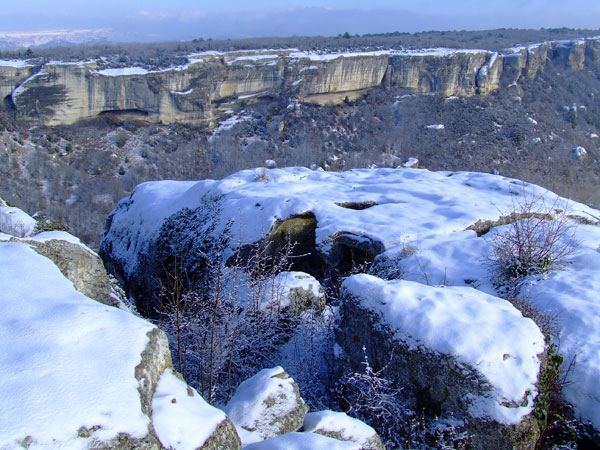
[337,274,545,450]
[224,367,309,445]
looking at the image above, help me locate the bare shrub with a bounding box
[0,211,29,238]
[486,193,579,294]
[156,229,305,404]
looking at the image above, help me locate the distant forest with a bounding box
[2,27,599,70]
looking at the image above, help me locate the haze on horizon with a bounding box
[0,0,599,44]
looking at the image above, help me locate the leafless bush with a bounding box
[486,193,579,294]
[0,212,29,238]
[156,233,304,404]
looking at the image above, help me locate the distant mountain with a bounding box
[0,29,111,50]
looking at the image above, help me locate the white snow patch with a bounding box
[426,124,445,130]
[403,157,419,168]
[244,432,360,450]
[11,70,48,98]
[342,274,544,424]
[590,133,598,139]
[97,67,149,76]
[227,54,279,65]
[303,410,379,448]
[292,78,303,86]
[573,146,587,157]
[527,117,538,125]
[171,88,193,95]
[0,59,33,68]
[210,114,251,139]
[520,228,600,428]
[0,242,154,448]
[299,65,318,72]
[152,370,226,450]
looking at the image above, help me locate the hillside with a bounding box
[0,29,599,250]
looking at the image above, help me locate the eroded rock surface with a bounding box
[5,37,599,127]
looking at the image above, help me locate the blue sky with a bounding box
[1,1,598,41]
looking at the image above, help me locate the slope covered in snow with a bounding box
[0,241,154,448]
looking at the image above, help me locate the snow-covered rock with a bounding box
[99,167,600,433]
[338,274,544,449]
[402,157,419,168]
[0,231,240,449]
[261,271,325,314]
[573,146,587,158]
[302,410,384,450]
[224,367,308,445]
[152,370,241,450]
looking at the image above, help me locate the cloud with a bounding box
[134,10,175,20]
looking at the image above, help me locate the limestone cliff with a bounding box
[4,37,600,127]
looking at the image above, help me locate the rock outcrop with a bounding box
[4,37,599,127]
[25,236,121,307]
[338,274,544,450]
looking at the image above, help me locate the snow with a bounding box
[244,432,361,450]
[292,78,303,86]
[224,366,303,444]
[260,271,324,311]
[342,274,544,424]
[288,48,488,62]
[227,54,279,65]
[12,70,48,98]
[102,167,600,426]
[97,67,149,76]
[403,157,419,168]
[0,241,155,448]
[0,59,33,68]
[520,227,600,427]
[302,410,379,448]
[573,146,587,157]
[152,370,226,450]
[590,133,599,139]
[210,114,251,139]
[527,117,538,125]
[171,88,194,95]
[0,205,37,237]
[103,168,594,289]
[426,124,445,130]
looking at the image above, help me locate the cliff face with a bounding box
[4,37,600,127]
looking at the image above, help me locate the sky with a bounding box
[0,0,598,42]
